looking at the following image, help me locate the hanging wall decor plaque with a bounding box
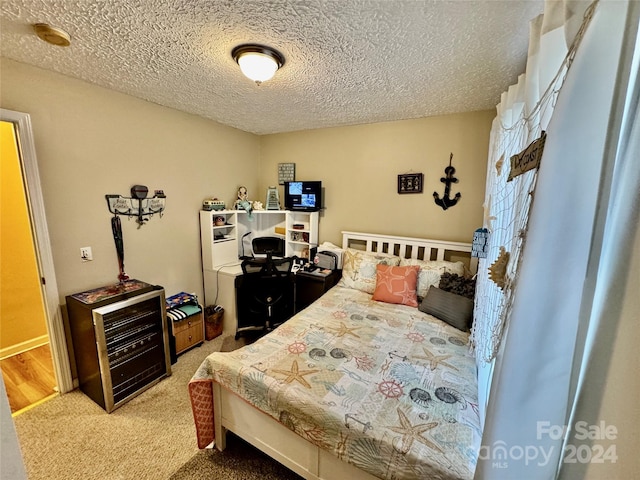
[278,163,295,185]
[105,185,166,228]
[397,173,424,194]
[508,131,546,182]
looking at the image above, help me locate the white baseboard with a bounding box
[0,335,49,360]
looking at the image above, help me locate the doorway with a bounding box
[0,119,56,412]
[0,110,73,407]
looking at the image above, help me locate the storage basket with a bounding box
[204,305,224,340]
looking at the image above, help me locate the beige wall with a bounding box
[0,58,492,357]
[1,59,491,308]
[259,111,493,246]
[0,58,260,302]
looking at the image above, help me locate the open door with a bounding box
[1,109,73,394]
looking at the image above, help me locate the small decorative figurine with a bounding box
[235,186,253,218]
[236,186,248,203]
[488,246,510,290]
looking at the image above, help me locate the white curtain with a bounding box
[559,4,640,476]
[471,0,594,425]
[475,0,639,478]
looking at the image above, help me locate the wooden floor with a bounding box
[1,344,57,414]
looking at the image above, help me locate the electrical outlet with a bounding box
[80,247,93,262]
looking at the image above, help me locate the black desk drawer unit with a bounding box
[66,281,171,413]
[295,270,341,312]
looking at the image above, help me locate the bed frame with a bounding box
[208,231,475,480]
[340,231,477,274]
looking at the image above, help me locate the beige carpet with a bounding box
[12,334,298,480]
[169,433,302,480]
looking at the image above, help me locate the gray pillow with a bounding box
[419,287,474,332]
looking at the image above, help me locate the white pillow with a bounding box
[399,258,466,299]
[338,248,401,294]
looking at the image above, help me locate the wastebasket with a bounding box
[204,305,224,340]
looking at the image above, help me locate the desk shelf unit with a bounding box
[201,211,238,270]
[286,211,319,259]
[200,209,320,333]
[200,210,319,268]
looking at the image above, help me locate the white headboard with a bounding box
[341,231,478,274]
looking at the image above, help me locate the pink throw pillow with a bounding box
[372,264,420,307]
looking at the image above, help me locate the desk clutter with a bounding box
[166,291,202,323]
[166,292,204,358]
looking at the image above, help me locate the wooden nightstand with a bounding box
[172,310,204,355]
[295,270,341,312]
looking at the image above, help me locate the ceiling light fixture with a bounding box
[33,23,71,47]
[232,44,285,85]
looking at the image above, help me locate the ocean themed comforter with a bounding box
[189,286,481,480]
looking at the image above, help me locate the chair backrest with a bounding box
[252,236,285,257]
[241,256,293,275]
[237,256,295,330]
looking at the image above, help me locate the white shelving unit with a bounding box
[235,210,287,259]
[285,211,319,259]
[201,210,319,268]
[200,210,238,269]
[199,209,320,334]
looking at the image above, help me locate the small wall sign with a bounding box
[508,131,546,182]
[278,163,296,185]
[397,173,424,194]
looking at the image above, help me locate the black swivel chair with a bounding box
[235,237,295,339]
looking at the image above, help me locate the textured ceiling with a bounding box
[0,0,543,135]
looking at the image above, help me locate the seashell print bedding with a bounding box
[191,286,481,479]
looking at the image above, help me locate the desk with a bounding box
[295,270,342,311]
[202,264,341,335]
[202,263,242,335]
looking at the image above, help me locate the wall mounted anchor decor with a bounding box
[433,153,461,210]
[106,185,166,228]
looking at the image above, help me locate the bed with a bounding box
[189,231,481,480]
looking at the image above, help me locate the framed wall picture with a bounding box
[278,163,295,185]
[398,173,424,194]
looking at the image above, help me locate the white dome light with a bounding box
[232,45,285,85]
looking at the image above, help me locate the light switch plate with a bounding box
[80,246,93,262]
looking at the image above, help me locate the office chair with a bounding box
[251,236,284,258]
[235,245,295,339]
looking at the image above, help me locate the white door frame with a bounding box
[1,109,73,393]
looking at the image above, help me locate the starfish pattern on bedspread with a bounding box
[271,360,320,388]
[414,348,459,371]
[326,321,361,338]
[190,285,482,480]
[388,407,444,455]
